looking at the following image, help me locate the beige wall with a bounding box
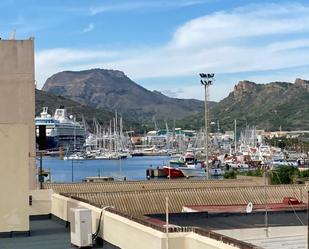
[29,189,52,215]
[0,39,36,190]
[0,124,29,232]
[51,193,238,249]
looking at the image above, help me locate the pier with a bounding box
[146,168,167,178]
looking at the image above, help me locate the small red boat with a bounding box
[163,166,184,178]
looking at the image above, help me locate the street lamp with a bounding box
[200,73,214,180]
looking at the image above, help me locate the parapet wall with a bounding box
[0,124,29,232]
[50,193,246,249]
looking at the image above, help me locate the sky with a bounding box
[1,0,309,101]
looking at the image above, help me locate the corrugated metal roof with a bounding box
[64,185,306,216]
[44,178,261,193]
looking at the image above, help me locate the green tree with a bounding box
[246,169,263,177]
[300,169,309,178]
[224,170,237,179]
[270,166,300,184]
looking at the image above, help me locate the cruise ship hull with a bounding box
[36,134,85,150]
[35,107,86,151]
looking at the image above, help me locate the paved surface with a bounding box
[0,217,118,249]
[217,226,307,249]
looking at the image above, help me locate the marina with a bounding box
[1,3,309,248]
[41,156,170,182]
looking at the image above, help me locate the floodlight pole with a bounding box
[200,73,214,180]
[204,83,209,179]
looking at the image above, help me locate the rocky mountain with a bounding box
[42,69,207,122]
[178,78,309,131]
[35,89,140,130]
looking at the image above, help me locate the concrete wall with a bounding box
[0,39,36,190]
[0,39,36,232]
[50,193,238,249]
[0,124,29,232]
[29,189,53,215]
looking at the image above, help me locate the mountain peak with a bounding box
[295,78,309,91]
[233,80,257,100]
[42,69,204,121]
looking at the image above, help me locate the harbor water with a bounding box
[40,156,170,182]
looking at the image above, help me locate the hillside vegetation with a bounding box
[178,79,309,131]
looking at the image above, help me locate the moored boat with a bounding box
[64,153,84,160]
[179,165,206,178]
[169,155,185,166]
[163,166,184,178]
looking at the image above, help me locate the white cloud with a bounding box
[35,48,131,85]
[170,4,309,49]
[83,23,94,33]
[89,0,205,15]
[36,2,309,100]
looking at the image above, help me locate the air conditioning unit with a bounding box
[70,208,93,248]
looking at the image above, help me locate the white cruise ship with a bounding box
[35,107,85,150]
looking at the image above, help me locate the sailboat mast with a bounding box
[109,120,112,153]
[73,115,76,151]
[166,122,169,151]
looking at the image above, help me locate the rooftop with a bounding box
[218,226,306,249]
[0,216,117,249]
[148,211,308,249]
[60,184,306,216]
[148,210,307,230]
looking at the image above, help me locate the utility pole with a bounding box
[166,196,169,249]
[200,73,214,180]
[234,119,237,154]
[39,152,43,189]
[71,159,74,182]
[307,191,309,249]
[264,165,269,238]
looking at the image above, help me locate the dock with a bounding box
[146,168,167,178]
[83,176,114,182]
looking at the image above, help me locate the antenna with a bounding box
[10,29,16,40]
[246,202,253,213]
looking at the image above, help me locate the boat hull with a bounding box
[179,167,206,178]
[163,166,184,178]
